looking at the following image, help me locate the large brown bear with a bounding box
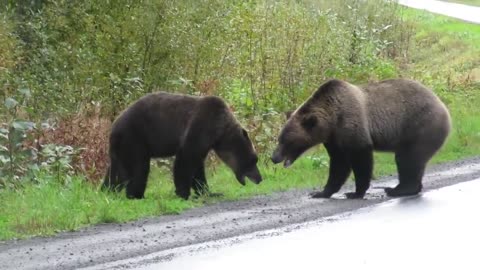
[271,79,451,198]
[102,92,262,200]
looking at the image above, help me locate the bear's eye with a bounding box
[301,115,317,130]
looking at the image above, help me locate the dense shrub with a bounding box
[0,0,414,184]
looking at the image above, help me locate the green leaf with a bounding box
[18,87,31,97]
[12,121,35,131]
[28,163,40,172]
[4,98,18,109]
[0,155,10,164]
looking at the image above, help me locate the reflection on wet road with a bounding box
[398,0,480,24]
[137,179,480,270]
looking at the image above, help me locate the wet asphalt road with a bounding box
[1,157,480,269]
[398,0,480,24]
[133,177,480,270]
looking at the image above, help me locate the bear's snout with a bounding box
[271,147,285,164]
[271,146,295,168]
[245,166,263,184]
[236,166,262,186]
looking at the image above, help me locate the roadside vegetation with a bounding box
[1,0,479,240]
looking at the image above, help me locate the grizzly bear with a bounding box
[102,92,262,200]
[271,79,451,198]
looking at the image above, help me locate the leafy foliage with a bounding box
[0,0,412,184]
[2,0,409,116]
[0,90,79,187]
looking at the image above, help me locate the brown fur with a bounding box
[272,79,451,198]
[103,92,262,200]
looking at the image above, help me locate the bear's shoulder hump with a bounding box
[313,79,348,98]
[201,95,228,109]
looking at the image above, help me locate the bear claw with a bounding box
[310,190,333,199]
[344,192,365,199]
[384,187,421,197]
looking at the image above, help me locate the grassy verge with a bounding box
[1,8,480,241]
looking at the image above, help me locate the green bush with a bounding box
[0,0,412,183]
[1,0,409,117]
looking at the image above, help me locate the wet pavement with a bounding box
[123,179,480,270]
[398,0,480,24]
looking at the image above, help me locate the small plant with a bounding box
[37,144,77,185]
[307,154,329,169]
[0,90,37,188]
[0,119,36,187]
[0,88,80,188]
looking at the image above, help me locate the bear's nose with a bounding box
[271,148,284,164]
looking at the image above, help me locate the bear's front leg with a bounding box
[173,153,198,200]
[311,143,352,199]
[345,146,373,199]
[192,164,208,196]
[191,164,224,198]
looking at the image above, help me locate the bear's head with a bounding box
[272,103,332,168]
[214,127,262,186]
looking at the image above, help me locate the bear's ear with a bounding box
[301,115,317,130]
[285,110,294,119]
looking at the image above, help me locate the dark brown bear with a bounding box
[271,79,451,198]
[102,92,262,200]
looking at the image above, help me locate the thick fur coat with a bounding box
[103,92,262,200]
[272,79,451,198]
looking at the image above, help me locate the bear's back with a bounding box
[362,79,450,151]
[110,92,202,157]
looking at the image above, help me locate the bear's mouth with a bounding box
[284,158,294,168]
[271,154,296,168]
[271,149,303,168]
[236,166,263,186]
[237,176,246,186]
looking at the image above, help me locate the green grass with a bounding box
[397,8,480,164]
[0,155,330,240]
[1,7,480,241]
[0,174,198,240]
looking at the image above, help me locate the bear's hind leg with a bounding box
[345,147,373,199]
[385,147,427,197]
[125,158,150,199]
[311,143,352,199]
